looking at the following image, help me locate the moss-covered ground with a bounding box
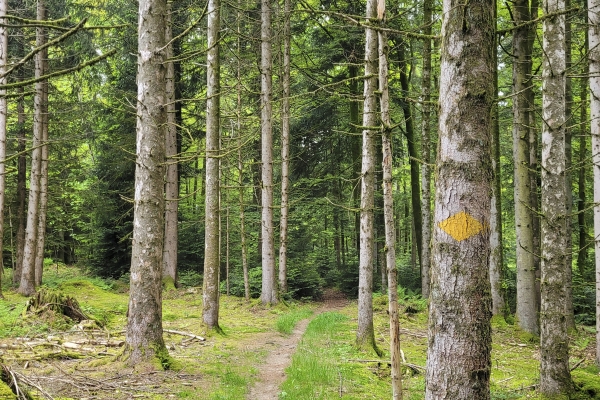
[0,264,598,399]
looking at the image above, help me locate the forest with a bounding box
[0,0,597,397]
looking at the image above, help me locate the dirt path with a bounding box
[246,289,349,400]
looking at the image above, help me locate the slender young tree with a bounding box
[356,0,380,355]
[512,0,539,334]
[19,0,47,296]
[278,0,291,297]
[420,0,433,298]
[124,0,168,365]
[424,0,494,395]
[203,0,222,330]
[539,0,572,392]
[490,0,505,315]
[260,0,277,305]
[378,12,402,398]
[163,2,179,289]
[0,0,6,298]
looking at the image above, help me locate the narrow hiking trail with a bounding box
[246,289,349,400]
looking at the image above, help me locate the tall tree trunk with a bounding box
[124,0,168,366]
[356,0,380,355]
[278,0,291,296]
[163,3,179,288]
[14,86,26,285]
[349,63,361,253]
[512,0,539,334]
[490,0,505,315]
[577,29,589,274]
[260,0,277,305]
[398,42,422,271]
[590,0,600,367]
[34,96,48,286]
[420,0,433,298]
[539,0,572,392]
[19,0,46,296]
[563,0,575,331]
[203,0,222,330]
[0,0,6,298]
[424,0,494,394]
[378,19,402,399]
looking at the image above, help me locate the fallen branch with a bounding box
[164,329,205,341]
[346,359,424,373]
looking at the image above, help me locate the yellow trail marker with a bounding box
[438,211,483,242]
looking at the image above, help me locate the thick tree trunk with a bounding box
[19,0,46,296]
[278,0,291,296]
[356,0,379,355]
[424,0,494,395]
[163,4,179,288]
[512,0,539,334]
[539,0,572,393]
[203,0,222,330]
[260,0,277,305]
[124,0,168,366]
[420,0,433,298]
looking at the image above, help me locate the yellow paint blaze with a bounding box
[438,211,483,241]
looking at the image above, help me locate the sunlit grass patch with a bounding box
[275,305,313,334]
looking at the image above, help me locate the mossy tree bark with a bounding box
[356,0,379,355]
[512,0,539,335]
[539,0,572,392]
[424,0,494,395]
[203,0,222,330]
[124,0,168,366]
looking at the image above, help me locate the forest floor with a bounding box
[246,288,349,400]
[2,266,600,399]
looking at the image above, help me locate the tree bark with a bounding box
[260,0,277,305]
[539,0,572,392]
[424,0,494,394]
[163,2,179,288]
[512,0,539,334]
[577,30,589,274]
[356,0,380,355]
[124,0,168,366]
[203,0,222,330]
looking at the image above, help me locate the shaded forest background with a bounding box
[0,0,594,323]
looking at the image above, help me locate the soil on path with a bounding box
[246,289,349,400]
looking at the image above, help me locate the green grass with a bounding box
[275,306,313,334]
